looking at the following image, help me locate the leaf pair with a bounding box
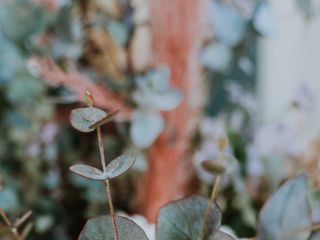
[70,154,136,180]
[156,196,235,240]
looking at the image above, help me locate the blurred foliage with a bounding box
[0,0,318,239]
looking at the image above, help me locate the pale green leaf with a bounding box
[79,215,148,240]
[156,196,222,240]
[105,154,136,179]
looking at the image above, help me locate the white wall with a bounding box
[258,0,320,131]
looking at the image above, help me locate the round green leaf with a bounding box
[156,196,222,240]
[70,107,107,133]
[105,154,136,179]
[130,110,164,148]
[79,215,149,240]
[258,173,312,240]
[209,230,235,240]
[69,164,106,180]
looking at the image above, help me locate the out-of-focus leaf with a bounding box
[253,1,276,37]
[133,66,182,110]
[79,215,149,240]
[296,0,313,19]
[0,38,23,83]
[0,0,45,41]
[0,188,19,212]
[133,89,182,111]
[209,1,246,47]
[202,160,226,175]
[6,74,45,104]
[52,5,82,59]
[156,196,222,240]
[258,173,312,240]
[209,230,235,240]
[201,42,232,72]
[106,20,130,47]
[69,164,106,180]
[35,215,54,234]
[130,110,164,148]
[130,25,152,72]
[70,107,107,133]
[105,154,136,179]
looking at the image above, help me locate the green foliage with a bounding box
[70,107,108,133]
[258,173,312,240]
[104,154,136,179]
[156,196,223,240]
[79,215,148,240]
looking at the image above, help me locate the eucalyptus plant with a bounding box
[69,92,148,240]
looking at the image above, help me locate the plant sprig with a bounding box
[69,91,141,240]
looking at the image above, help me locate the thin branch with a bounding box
[105,179,119,240]
[13,211,32,228]
[96,126,107,172]
[198,175,221,240]
[96,126,119,240]
[29,57,132,121]
[0,208,12,226]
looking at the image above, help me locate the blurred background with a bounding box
[0,0,320,239]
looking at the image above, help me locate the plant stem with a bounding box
[96,126,107,172]
[0,208,11,226]
[0,208,24,240]
[105,179,119,240]
[198,175,221,240]
[96,126,119,240]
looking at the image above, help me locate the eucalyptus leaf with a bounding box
[0,188,19,212]
[253,1,276,37]
[79,215,149,240]
[69,164,106,180]
[70,107,107,133]
[209,230,235,240]
[130,110,164,148]
[209,1,246,47]
[258,173,312,240]
[133,88,182,111]
[156,196,222,240]
[105,154,136,179]
[0,0,45,41]
[201,42,232,72]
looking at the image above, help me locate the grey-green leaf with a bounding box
[79,215,149,240]
[156,196,222,240]
[209,230,235,240]
[130,110,164,148]
[105,154,136,179]
[258,173,312,240]
[69,164,106,180]
[70,107,107,133]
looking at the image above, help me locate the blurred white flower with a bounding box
[292,81,314,112]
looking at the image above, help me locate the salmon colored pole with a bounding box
[136,0,209,222]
